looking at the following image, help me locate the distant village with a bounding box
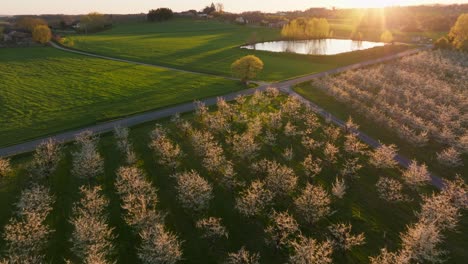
[1,2,467,47]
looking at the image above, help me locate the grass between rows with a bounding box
[0,46,244,147]
[1,96,466,263]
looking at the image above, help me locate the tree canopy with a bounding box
[15,17,47,32]
[32,25,51,44]
[380,30,394,43]
[449,13,468,51]
[281,18,330,39]
[147,8,174,22]
[80,12,110,33]
[231,55,264,83]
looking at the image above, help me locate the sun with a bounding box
[350,0,399,8]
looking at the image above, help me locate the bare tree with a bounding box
[289,235,333,264]
[236,180,273,217]
[295,183,331,224]
[174,170,213,213]
[226,247,260,264]
[328,223,365,251]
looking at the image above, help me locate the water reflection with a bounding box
[241,39,385,55]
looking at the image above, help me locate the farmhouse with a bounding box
[2,29,32,43]
[235,16,248,24]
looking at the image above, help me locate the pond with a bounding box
[240,39,386,55]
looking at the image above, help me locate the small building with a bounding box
[3,30,32,43]
[235,17,247,24]
[269,20,288,28]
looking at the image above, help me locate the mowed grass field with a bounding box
[1,95,466,263]
[66,18,413,81]
[0,47,243,147]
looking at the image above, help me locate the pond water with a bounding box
[240,39,386,55]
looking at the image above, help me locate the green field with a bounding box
[1,94,466,263]
[65,18,413,81]
[0,47,243,147]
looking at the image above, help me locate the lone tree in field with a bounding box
[32,25,51,44]
[449,13,468,51]
[147,8,174,22]
[231,55,264,84]
[380,30,394,43]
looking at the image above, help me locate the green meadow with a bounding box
[66,18,412,81]
[0,47,243,147]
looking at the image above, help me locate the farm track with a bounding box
[1,44,443,188]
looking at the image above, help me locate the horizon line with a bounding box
[1,2,466,16]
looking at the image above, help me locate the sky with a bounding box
[2,0,467,15]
